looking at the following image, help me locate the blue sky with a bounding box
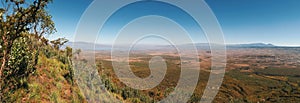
[47,0,93,41]
[47,0,300,46]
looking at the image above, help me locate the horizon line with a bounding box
[67,41,300,47]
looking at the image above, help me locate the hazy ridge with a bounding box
[65,42,298,51]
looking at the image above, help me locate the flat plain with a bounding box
[73,47,300,102]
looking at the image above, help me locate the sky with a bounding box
[46,0,300,46]
[47,0,93,41]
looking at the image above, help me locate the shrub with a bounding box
[1,37,37,101]
[6,37,36,87]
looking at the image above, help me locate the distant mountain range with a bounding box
[64,42,296,51]
[227,43,275,48]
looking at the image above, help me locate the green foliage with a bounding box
[254,68,300,77]
[66,46,73,57]
[1,37,36,95]
[1,37,35,101]
[50,38,68,50]
[0,0,56,77]
[40,45,58,58]
[99,72,153,103]
[7,37,36,77]
[39,46,74,83]
[1,0,56,100]
[58,53,68,64]
[0,0,85,102]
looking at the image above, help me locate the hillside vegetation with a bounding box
[0,0,85,102]
[2,42,85,102]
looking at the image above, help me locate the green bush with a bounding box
[6,37,36,87]
[40,45,57,59]
[1,37,37,101]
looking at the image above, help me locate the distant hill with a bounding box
[66,42,295,51]
[227,43,276,48]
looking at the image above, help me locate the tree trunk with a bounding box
[0,52,5,76]
[0,37,7,79]
[0,44,6,102]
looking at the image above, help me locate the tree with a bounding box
[0,0,55,76]
[50,37,68,50]
[0,0,55,100]
[74,49,82,59]
[65,46,73,57]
